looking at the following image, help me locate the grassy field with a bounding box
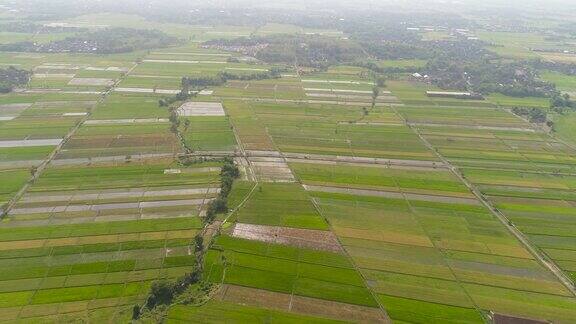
[476,31,547,59]
[180,116,236,152]
[307,189,576,323]
[167,300,346,323]
[554,112,576,145]
[394,89,576,307]
[247,101,435,160]
[540,71,576,93]
[486,94,550,108]
[0,169,29,206]
[290,162,471,196]
[233,183,328,230]
[204,236,377,307]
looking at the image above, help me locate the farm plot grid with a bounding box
[0,160,220,322]
[393,92,576,286]
[212,76,576,323]
[0,48,222,322]
[28,60,129,93]
[306,186,576,323]
[2,25,576,323]
[202,235,386,323]
[55,94,182,160]
[224,99,435,160]
[214,78,306,101]
[57,123,180,159]
[372,80,576,322]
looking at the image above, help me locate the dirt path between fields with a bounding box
[303,185,481,205]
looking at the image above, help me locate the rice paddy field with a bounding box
[0,159,219,321]
[0,13,576,324]
[0,40,224,321]
[383,82,576,318]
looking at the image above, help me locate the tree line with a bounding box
[0,28,179,54]
[204,34,367,69]
[133,157,239,320]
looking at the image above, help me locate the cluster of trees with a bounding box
[350,61,420,75]
[181,67,284,90]
[160,90,193,108]
[205,35,367,69]
[0,67,31,93]
[219,68,284,81]
[160,68,285,108]
[512,107,549,124]
[205,157,239,224]
[361,36,430,60]
[340,14,460,60]
[530,59,576,76]
[423,46,555,97]
[140,270,201,313]
[363,41,429,60]
[337,16,562,99]
[0,28,178,54]
[551,93,576,112]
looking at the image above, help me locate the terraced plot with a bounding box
[291,162,471,198]
[398,100,576,285]
[226,100,434,160]
[0,159,220,321]
[307,189,576,323]
[203,236,385,321]
[57,93,180,160]
[215,78,306,100]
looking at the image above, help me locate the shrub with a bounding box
[146,280,174,309]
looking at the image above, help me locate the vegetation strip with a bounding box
[134,157,239,320]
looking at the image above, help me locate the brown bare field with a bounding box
[231,223,342,252]
[215,284,292,310]
[217,284,387,323]
[492,313,549,324]
[0,307,21,321]
[177,102,225,117]
[291,295,388,323]
[249,156,296,182]
[304,185,481,205]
